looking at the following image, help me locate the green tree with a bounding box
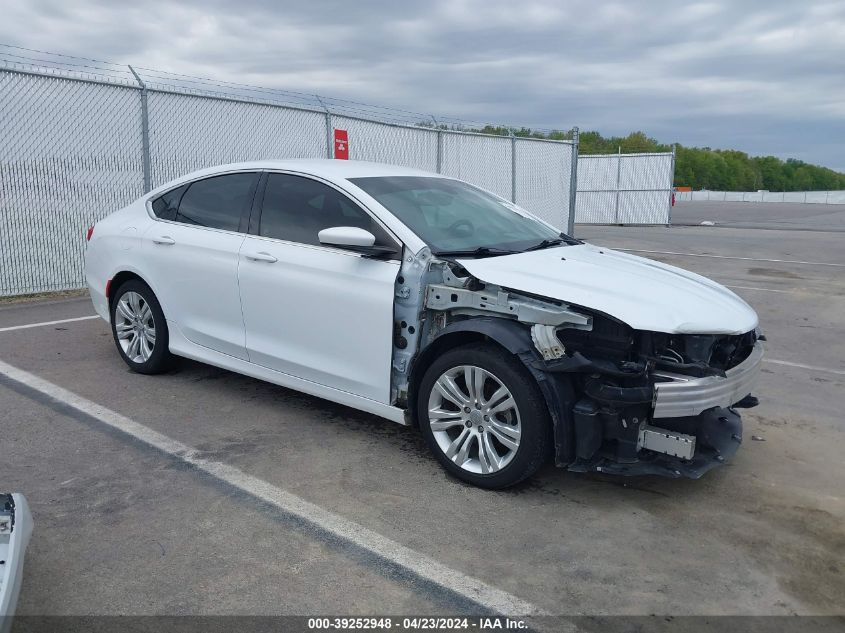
[619,131,661,153]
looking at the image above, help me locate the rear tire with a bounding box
[417,343,552,489]
[110,279,173,374]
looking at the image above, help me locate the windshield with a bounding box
[349,176,567,255]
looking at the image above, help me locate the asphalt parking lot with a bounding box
[2,203,844,618]
[671,200,845,232]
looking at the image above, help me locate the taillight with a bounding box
[86,224,95,241]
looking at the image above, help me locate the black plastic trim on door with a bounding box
[246,172,269,236]
[239,172,265,235]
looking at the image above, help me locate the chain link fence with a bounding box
[514,137,575,228]
[146,91,330,188]
[0,55,578,297]
[0,70,146,296]
[676,190,845,204]
[331,115,440,173]
[576,150,675,224]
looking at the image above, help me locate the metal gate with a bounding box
[575,150,675,224]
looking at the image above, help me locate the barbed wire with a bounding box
[0,43,567,135]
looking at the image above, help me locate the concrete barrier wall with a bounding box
[675,190,845,204]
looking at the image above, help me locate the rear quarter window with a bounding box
[151,185,187,221]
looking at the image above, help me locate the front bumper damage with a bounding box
[652,343,764,419]
[552,340,762,478]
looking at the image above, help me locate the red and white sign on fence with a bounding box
[334,129,349,159]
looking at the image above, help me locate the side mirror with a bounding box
[318,226,376,248]
[318,226,399,258]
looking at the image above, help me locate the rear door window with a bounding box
[155,173,257,232]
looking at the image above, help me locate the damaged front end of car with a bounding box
[550,319,762,478]
[393,246,764,479]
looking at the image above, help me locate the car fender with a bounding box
[412,317,577,466]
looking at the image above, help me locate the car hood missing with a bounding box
[457,244,759,335]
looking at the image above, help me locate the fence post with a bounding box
[614,146,621,224]
[432,115,443,174]
[317,96,332,159]
[567,127,579,236]
[510,130,517,203]
[668,144,676,226]
[326,111,333,158]
[128,65,151,193]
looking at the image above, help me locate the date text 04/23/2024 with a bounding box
[307,617,528,630]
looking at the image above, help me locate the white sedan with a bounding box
[85,160,763,488]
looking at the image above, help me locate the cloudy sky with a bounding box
[3,0,844,170]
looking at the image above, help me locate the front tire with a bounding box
[417,343,552,489]
[110,279,173,374]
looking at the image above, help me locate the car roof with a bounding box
[160,159,443,190]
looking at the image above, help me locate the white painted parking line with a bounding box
[763,358,845,376]
[0,315,99,333]
[0,358,546,617]
[612,249,845,268]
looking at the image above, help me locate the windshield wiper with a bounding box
[523,233,584,251]
[523,238,566,252]
[433,246,519,258]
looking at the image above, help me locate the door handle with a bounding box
[152,235,175,245]
[244,251,278,263]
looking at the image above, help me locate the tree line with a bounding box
[447,125,845,192]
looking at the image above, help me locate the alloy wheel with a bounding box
[114,291,156,363]
[426,365,522,474]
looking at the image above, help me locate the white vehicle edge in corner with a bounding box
[1,493,33,626]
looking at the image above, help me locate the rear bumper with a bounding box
[652,341,764,418]
[83,239,110,322]
[88,282,110,322]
